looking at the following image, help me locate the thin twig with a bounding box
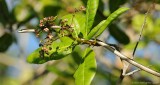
[18,26,61,33]
[18,29,35,33]
[132,2,154,57]
[124,69,141,76]
[117,70,125,85]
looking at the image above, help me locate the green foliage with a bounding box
[25,0,130,84]
[74,48,96,85]
[87,20,106,39]
[71,46,83,65]
[27,1,129,64]
[27,37,74,64]
[84,0,99,38]
[87,7,129,39]
[3,0,154,84]
[61,13,85,38]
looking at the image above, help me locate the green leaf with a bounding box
[87,7,129,39]
[109,24,130,45]
[27,37,74,64]
[74,48,96,85]
[91,0,106,27]
[61,13,85,38]
[71,46,83,65]
[84,0,99,38]
[109,0,127,13]
[0,33,13,52]
[87,20,105,39]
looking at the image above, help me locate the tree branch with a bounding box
[95,40,160,77]
[18,29,160,77]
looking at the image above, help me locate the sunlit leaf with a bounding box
[74,48,96,85]
[91,0,106,28]
[87,20,105,39]
[87,7,129,39]
[27,37,74,64]
[84,0,99,38]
